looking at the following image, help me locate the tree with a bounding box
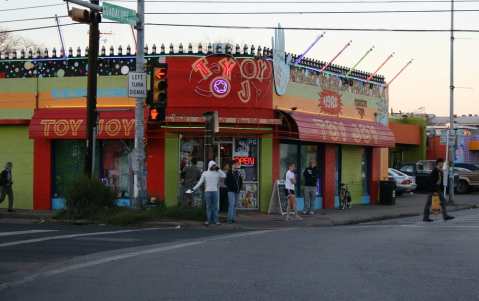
[0,29,39,53]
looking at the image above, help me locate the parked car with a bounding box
[399,160,459,192]
[453,166,479,194]
[388,168,417,195]
[455,163,479,171]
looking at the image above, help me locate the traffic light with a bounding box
[149,103,165,122]
[68,7,91,23]
[150,64,168,122]
[203,111,219,133]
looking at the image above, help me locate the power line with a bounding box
[0,23,78,34]
[0,3,65,13]
[145,9,479,14]
[112,0,479,3]
[141,22,479,32]
[0,16,69,25]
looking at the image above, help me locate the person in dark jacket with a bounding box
[0,162,14,212]
[303,159,319,215]
[225,160,243,223]
[423,158,454,222]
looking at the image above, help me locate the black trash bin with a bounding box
[379,180,396,205]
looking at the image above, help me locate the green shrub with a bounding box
[65,176,116,219]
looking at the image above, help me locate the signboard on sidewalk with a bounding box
[128,72,147,98]
[268,180,288,215]
[102,2,137,25]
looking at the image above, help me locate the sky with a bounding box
[1,0,479,117]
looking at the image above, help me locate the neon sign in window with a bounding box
[234,156,256,166]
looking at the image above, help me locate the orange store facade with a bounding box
[0,47,394,211]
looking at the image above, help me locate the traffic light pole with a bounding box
[133,0,147,207]
[85,0,100,177]
[448,0,455,205]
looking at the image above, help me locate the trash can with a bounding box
[379,180,396,205]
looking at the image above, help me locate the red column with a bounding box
[147,131,165,201]
[33,139,52,210]
[370,148,381,204]
[323,144,337,209]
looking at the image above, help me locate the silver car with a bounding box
[388,168,417,195]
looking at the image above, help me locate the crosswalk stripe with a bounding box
[0,227,178,248]
[0,230,59,237]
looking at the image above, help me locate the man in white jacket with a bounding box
[190,161,226,225]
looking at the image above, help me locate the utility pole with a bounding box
[66,0,101,177]
[448,0,455,204]
[134,0,147,207]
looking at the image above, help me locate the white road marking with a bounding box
[0,230,59,237]
[0,227,178,248]
[0,229,276,291]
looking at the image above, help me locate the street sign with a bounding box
[128,72,147,98]
[102,2,137,25]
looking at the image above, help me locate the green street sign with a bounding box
[102,2,137,25]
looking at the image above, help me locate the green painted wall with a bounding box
[0,126,33,209]
[164,133,180,207]
[341,145,364,204]
[260,135,273,213]
[0,109,33,119]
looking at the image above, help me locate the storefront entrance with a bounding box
[179,136,260,209]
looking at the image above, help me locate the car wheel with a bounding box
[456,180,470,194]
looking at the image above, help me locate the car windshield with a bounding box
[389,168,407,177]
[455,167,472,172]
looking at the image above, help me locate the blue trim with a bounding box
[361,195,370,205]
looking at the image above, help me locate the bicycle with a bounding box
[339,183,352,210]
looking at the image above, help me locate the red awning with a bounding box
[29,108,135,139]
[281,111,395,148]
[165,115,281,125]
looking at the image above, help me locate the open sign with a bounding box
[234,156,256,166]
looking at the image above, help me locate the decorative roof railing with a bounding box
[0,43,385,83]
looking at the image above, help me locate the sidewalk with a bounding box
[2,192,478,228]
[179,192,479,229]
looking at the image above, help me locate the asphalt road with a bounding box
[1,209,479,301]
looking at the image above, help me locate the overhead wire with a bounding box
[0,23,79,34]
[0,16,69,25]
[0,3,65,13]
[144,9,479,14]
[142,22,479,32]
[111,0,479,3]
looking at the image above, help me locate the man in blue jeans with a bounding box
[190,161,226,226]
[225,160,243,223]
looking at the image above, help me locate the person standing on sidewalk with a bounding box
[225,159,243,224]
[303,159,319,215]
[181,158,202,207]
[423,158,454,222]
[0,162,14,212]
[190,161,226,226]
[285,163,301,221]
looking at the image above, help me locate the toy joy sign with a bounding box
[167,56,273,111]
[34,118,135,139]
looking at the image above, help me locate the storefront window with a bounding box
[53,140,86,198]
[234,138,259,209]
[179,137,205,207]
[280,143,299,181]
[300,145,321,195]
[101,140,132,198]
